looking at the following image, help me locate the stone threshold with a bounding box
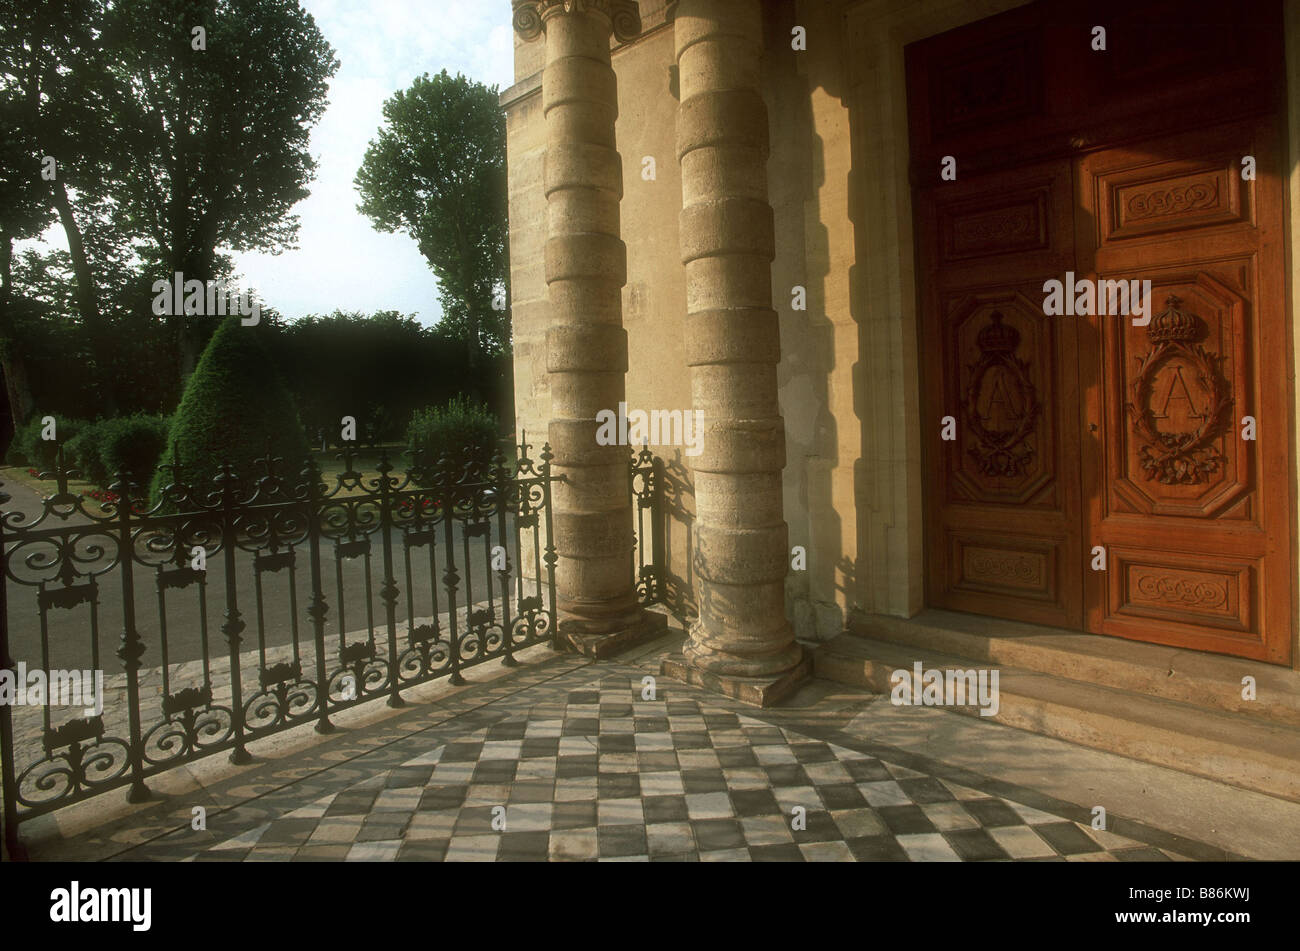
[815,609,1300,803]
[848,609,1300,726]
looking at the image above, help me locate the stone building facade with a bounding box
[503,0,1300,708]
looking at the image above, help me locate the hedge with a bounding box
[151,315,309,504]
[8,416,90,471]
[405,395,498,480]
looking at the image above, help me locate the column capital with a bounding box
[512,0,642,43]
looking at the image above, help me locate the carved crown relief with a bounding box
[961,311,1041,478]
[1126,296,1232,485]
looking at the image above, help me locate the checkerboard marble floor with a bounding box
[122,669,1231,862]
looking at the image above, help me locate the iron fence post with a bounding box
[0,484,25,858]
[651,454,666,605]
[112,475,151,800]
[496,448,516,667]
[304,459,333,733]
[541,443,559,650]
[442,459,464,686]
[217,464,251,764]
[378,452,404,707]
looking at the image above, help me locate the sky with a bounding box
[230,0,516,326]
[26,0,517,329]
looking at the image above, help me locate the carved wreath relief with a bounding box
[962,311,1041,478]
[1125,181,1219,220]
[1125,296,1231,485]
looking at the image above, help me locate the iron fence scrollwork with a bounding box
[0,437,556,852]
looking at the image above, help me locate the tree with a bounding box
[0,0,339,424]
[0,97,51,428]
[354,70,510,380]
[97,0,339,379]
[0,0,120,414]
[151,315,309,505]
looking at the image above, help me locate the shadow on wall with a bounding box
[659,450,697,619]
[766,0,848,642]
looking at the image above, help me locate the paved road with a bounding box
[1,477,545,672]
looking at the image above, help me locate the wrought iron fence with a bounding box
[0,438,556,849]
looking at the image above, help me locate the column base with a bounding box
[660,646,813,707]
[562,609,669,659]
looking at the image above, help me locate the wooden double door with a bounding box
[908,0,1293,663]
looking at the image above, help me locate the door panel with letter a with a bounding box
[1076,119,1292,664]
[918,160,1084,630]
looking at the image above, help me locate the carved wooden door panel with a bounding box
[918,160,1085,629]
[1076,118,1292,663]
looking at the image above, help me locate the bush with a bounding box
[98,415,171,493]
[151,316,309,505]
[8,415,90,471]
[65,424,108,485]
[405,395,498,480]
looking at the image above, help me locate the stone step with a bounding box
[848,609,1300,729]
[814,632,1300,803]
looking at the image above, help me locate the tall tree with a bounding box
[0,0,121,413]
[0,97,51,427]
[354,70,510,378]
[97,0,339,379]
[0,0,339,419]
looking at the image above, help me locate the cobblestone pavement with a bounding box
[12,636,1240,863]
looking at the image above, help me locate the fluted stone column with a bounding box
[661,0,809,704]
[512,0,665,656]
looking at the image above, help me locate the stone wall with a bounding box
[504,0,1300,664]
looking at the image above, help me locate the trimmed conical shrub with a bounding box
[151,316,309,506]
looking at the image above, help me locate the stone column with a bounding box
[512,0,665,657]
[661,0,810,704]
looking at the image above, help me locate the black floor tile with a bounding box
[730,788,781,818]
[819,783,869,811]
[498,831,551,861]
[692,818,746,851]
[597,773,641,799]
[763,764,813,788]
[681,769,728,794]
[598,825,648,858]
[643,795,690,824]
[1034,822,1104,856]
[943,828,1010,861]
[845,835,911,862]
[876,805,938,836]
[897,777,955,804]
[962,799,1025,828]
[748,843,806,862]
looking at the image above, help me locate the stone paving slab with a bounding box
[11,641,583,861]
[22,645,1239,863]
